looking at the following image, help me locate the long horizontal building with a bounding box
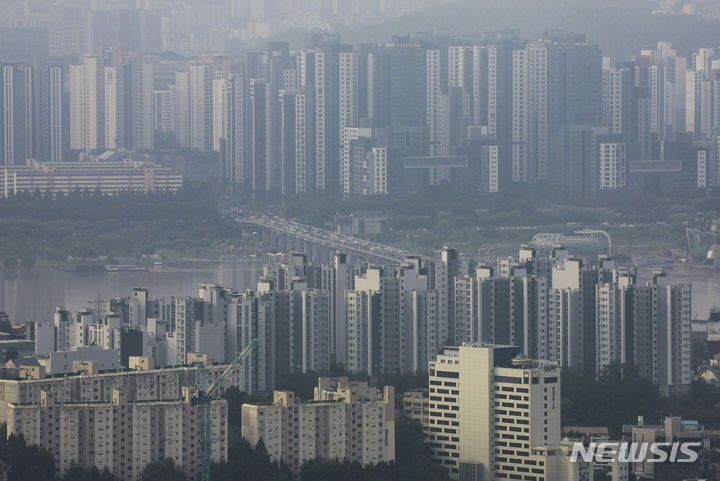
[7,388,227,481]
[0,157,183,196]
[0,363,241,424]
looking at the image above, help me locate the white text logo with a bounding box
[570,442,702,463]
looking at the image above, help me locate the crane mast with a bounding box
[196,338,259,481]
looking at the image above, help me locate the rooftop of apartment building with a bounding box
[0,361,227,382]
[436,343,559,371]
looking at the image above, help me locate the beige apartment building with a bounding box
[0,364,241,424]
[427,344,590,481]
[403,388,429,428]
[6,388,227,481]
[241,377,395,473]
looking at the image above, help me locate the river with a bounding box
[1,254,720,323]
[0,260,263,323]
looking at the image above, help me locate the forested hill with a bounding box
[343,0,720,59]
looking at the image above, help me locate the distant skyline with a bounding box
[0,0,718,58]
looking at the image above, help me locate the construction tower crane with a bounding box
[195,338,259,481]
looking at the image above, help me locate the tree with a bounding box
[0,318,12,333]
[212,438,293,481]
[562,362,661,436]
[392,417,450,481]
[300,459,364,481]
[692,333,707,370]
[139,459,187,481]
[61,463,117,481]
[0,430,55,481]
[221,386,262,427]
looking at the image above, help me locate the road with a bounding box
[224,208,424,264]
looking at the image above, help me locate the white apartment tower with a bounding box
[174,70,191,149]
[641,42,687,139]
[369,147,387,194]
[215,71,245,186]
[70,55,105,152]
[426,49,448,185]
[426,50,442,154]
[279,89,307,194]
[526,44,548,180]
[511,49,527,182]
[128,57,154,151]
[49,66,64,162]
[339,52,358,146]
[104,65,127,150]
[598,142,627,190]
[602,57,624,135]
[213,76,230,153]
[153,89,176,135]
[300,289,331,373]
[188,63,217,153]
[315,51,327,190]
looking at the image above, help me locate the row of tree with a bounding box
[563,361,720,435]
[0,181,219,223]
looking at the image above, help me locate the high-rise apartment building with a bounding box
[46,64,65,162]
[1,62,35,165]
[217,69,246,187]
[174,70,191,150]
[104,65,127,150]
[188,62,217,153]
[127,55,154,151]
[598,141,627,190]
[339,51,358,146]
[70,55,105,152]
[427,344,587,481]
[279,89,307,195]
[595,270,692,393]
[638,42,687,140]
[249,78,267,195]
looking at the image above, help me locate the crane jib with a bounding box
[198,337,259,481]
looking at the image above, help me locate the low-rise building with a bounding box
[402,388,429,428]
[622,416,704,480]
[0,339,35,362]
[241,377,395,473]
[7,388,227,481]
[42,345,121,374]
[0,157,183,197]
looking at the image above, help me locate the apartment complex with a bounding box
[0,363,240,424]
[241,377,395,473]
[6,388,227,481]
[0,156,182,197]
[427,344,588,481]
[452,248,692,393]
[26,245,691,399]
[3,30,718,197]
